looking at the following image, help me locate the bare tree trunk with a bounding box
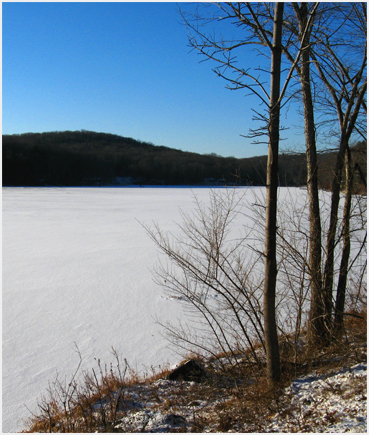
[263,2,284,384]
[321,134,347,334]
[334,147,353,335]
[293,3,325,345]
[322,80,367,337]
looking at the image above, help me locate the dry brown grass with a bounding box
[23,310,366,433]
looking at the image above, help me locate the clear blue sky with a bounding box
[3,2,306,158]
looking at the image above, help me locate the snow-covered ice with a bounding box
[3,187,214,432]
[2,187,366,432]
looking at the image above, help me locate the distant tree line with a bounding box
[2,130,365,190]
[318,141,367,194]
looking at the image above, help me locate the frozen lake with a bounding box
[3,186,366,432]
[4,186,251,432]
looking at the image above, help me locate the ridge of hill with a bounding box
[2,130,366,190]
[2,130,301,187]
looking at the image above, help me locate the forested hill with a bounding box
[2,130,365,189]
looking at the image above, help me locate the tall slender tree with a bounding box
[180,2,312,382]
[263,2,284,383]
[287,2,327,344]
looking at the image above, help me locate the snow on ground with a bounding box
[2,187,366,432]
[42,360,364,433]
[265,363,367,433]
[110,363,367,433]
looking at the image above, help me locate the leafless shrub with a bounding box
[25,346,131,433]
[144,189,266,369]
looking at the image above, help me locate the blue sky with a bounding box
[3,2,307,158]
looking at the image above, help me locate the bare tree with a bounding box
[309,2,367,339]
[285,2,325,345]
[180,1,315,383]
[159,2,366,381]
[262,1,284,383]
[270,2,366,344]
